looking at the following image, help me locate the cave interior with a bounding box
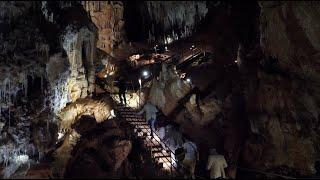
[0,1,320,179]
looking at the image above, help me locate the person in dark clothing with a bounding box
[193,86,201,108]
[117,76,127,105]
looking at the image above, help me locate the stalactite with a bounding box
[145,1,207,44]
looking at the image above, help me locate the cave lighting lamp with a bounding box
[142,70,149,78]
[57,132,64,140]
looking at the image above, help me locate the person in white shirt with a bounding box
[181,138,199,179]
[137,101,158,138]
[207,148,228,179]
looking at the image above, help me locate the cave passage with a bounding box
[0,1,320,179]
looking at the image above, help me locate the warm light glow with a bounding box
[129,54,141,61]
[104,74,107,78]
[235,60,238,63]
[111,92,142,108]
[138,78,142,86]
[186,78,191,83]
[163,162,171,170]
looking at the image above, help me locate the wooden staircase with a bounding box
[115,104,180,177]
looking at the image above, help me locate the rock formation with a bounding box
[143,1,208,44]
[64,117,132,178]
[82,1,126,55]
[0,1,98,178]
[242,1,320,176]
[149,63,191,115]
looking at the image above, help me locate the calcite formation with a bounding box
[49,24,96,113]
[0,1,98,178]
[57,98,115,132]
[185,94,222,126]
[82,1,126,55]
[64,118,132,178]
[149,63,191,115]
[144,1,208,44]
[52,96,115,178]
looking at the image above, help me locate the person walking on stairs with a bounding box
[117,76,127,105]
[207,148,228,179]
[181,138,199,179]
[137,101,158,138]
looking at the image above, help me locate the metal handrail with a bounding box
[140,125,180,177]
[116,104,299,179]
[119,110,174,177]
[134,115,206,179]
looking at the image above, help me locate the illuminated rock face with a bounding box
[185,94,222,126]
[47,25,96,114]
[82,1,126,55]
[57,98,114,132]
[0,1,97,178]
[82,1,208,50]
[143,1,208,44]
[52,96,115,178]
[149,64,221,126]
[149,64,191,115]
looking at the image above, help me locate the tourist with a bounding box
[137,101,158,138]
[207,148,228,179]
[181,138,199,179]
[117,76,127,105]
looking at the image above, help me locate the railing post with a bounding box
[170,159,173,177]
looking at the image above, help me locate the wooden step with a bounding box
[130,122,148,125]
[122,115,144,118]
[126,117,145,120]
[137,125,150,129]
[156,157,171,163]
[152,149,165,154]
[136,128,150,134]
[126,117,145,121]
[153,152,171,158]
[119,110,136,112]
[119,112,138,114]
[123,117,144,120]
[147,144,163,149]
[145,141,161,147]
[162,162,173,170]
[129,122,149,129]
[154,155,171,160]
[127,120,145,123]
[151,146,163,152]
